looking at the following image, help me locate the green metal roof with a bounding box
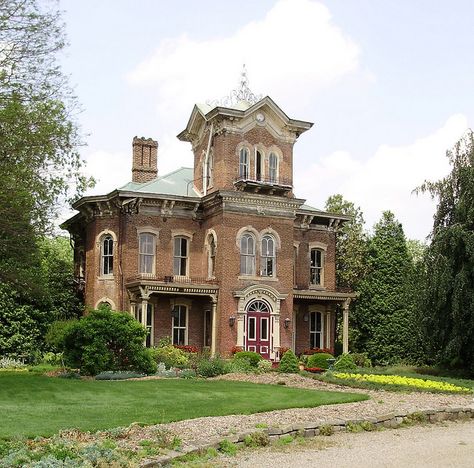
[120,167,200,197]
[299,203,322,211]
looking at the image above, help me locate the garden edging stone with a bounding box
[141,405,474,467]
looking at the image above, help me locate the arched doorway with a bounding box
[245,299,271,359]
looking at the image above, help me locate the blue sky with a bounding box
[59,0,474,240]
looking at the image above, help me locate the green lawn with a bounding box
[0,373,367,438]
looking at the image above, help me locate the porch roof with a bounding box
[293,289,356,301]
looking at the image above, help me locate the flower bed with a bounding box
[304,367,324,374]
[333,372,472,393]
[174,345,198,353]
[302,348,332,355]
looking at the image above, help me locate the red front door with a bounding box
[245,300,271,359]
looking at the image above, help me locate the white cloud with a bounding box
[128,0,361,119]
[295,114,469,239]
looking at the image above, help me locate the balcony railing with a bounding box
[234,175,293,187]
[126,274,219,285]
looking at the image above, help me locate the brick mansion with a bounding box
[63,75,355,360]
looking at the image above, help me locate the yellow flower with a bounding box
[333,372,471,393]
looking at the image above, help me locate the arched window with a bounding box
[310,248,324,286]
[139,233,155,274]
[261,235,275,277]
[101,235,114,275]
[240,233,256,275]
[255,149,263,181]
[239,147,249,179]
[173,236,189,276]
[208,234,216,278]
[268,153,278,183]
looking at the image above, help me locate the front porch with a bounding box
[293,289,355,356]
[126,275,219,353]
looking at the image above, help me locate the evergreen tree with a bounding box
[352,211,419,364]
[417,130,474,373]
[325,194,368,289]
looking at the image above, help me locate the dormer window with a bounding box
[239,147,249,179]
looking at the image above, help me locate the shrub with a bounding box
[42,352,63,366]
[278,349,299,373]
[45,320,76,352]
[0,357,26,369]
[307,352,334,370]
[218,439,237,456]
[233,351,262,368]
[225,358,254,374]
[334,353,357,371]
[196,356,227,377]
[61,308,157,375]
[150,345,189,369]
[256,359,272,373]
[351,352,372,368]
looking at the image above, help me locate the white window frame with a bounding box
[247,316,257,341]
[239,147,250,179]
[173,236,189,277]
[261,235,276,277]
[139,232,156,275]
[310,248,324,286]
[268,152,278,183]
[172,304,188,345]
[240,233,256,275]
[101,235,114,276]
[309,311,324,349]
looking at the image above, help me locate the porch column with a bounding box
[141,298,148,346]
[130,301,136,317]
[325,309,331,350]
[342,299,350,354]
[210,299,217,357]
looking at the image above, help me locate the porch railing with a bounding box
[126,274,219,285]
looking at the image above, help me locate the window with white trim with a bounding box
[268,152,278,183]
[173,236,188,276]
[101,235,114,275]
[310,248,324,286]
[239,147,249,179]
[139,233,155,274]
[240,233,256,275]
[309,311,323,349]
[172,305,187,345]
[261,235,275,277]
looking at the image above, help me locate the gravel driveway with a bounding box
[227,419,474,467]
[160,374,473,448]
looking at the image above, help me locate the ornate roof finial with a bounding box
[206,65,262,109]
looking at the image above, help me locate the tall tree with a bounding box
[325,194,368,290]
[352,211,419,364]
[0,0,92,288]
[417,130,474,373]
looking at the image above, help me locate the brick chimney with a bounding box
[132,136,158,183]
